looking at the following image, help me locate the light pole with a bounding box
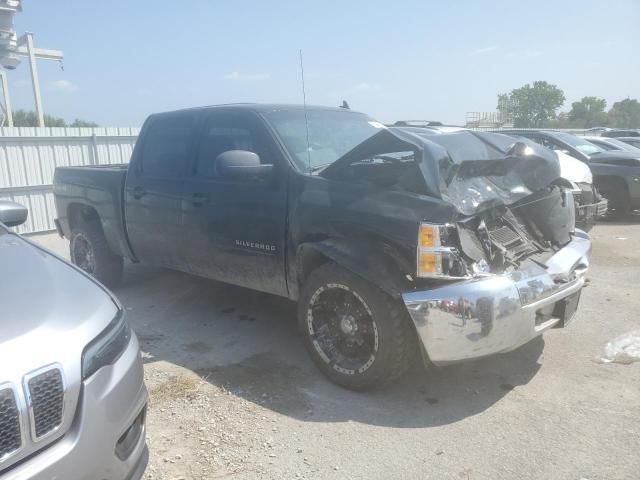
[0,1,64,128]
[0,70,12,126]
[14,32,64,127]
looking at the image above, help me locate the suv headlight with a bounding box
[82,311,131,379]
[417,223,472,279]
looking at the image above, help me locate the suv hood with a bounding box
[0,228,119,370]
[322,128,561,216]
[590,150,640,165]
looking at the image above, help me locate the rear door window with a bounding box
[141,113,198,178]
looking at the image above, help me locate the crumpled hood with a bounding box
[322,127,561,216]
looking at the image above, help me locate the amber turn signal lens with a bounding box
[418,252,441,275]
[419,224,439,248]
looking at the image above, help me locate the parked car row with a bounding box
[494,130,640,216]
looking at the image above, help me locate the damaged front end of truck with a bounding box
[321,127,591,365]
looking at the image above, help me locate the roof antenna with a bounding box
[299,49,312,173]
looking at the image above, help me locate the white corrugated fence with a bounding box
[0,127,139,234]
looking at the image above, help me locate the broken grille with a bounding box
[489,225,537,257]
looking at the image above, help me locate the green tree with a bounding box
[497,81,565,127]
[9,110,99,128]
[607,98,640,128]
[12,109,67,127]
[70,118,99,128]
[568,96,608,128]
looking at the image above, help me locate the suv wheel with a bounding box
[70,221,123,288]
[298,263,416,390]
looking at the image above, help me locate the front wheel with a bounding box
[298,263,417,390]
[70,221,123,288]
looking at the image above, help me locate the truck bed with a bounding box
[53,165,132,259]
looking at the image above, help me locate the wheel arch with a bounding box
[67,202,130,258]
[67,202,101,232]
[294,237,413,301]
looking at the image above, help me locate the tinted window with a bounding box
[551,132,603,155]
[141,113,197,177]
[195,113,271,177]
[591,140,616,151]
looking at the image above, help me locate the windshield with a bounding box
[552,132,604,155]
[263,109,383,172]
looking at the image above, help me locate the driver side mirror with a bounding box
[0,201,28,227]
[215,150,274,180]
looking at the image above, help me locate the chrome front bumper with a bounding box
[402,231,591,365]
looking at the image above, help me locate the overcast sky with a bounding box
[8,0,640,126]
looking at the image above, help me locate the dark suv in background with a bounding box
[495,130,640,216]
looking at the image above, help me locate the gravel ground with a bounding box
[32,216,640,480]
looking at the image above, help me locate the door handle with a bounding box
[131,186,146,199]
[191,192,207,207]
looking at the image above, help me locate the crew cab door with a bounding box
[181,109,289,296]
[124,111,199,268]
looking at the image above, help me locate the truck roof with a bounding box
[150,103,363,117]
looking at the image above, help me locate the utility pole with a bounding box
[25,32,43,126]
[0,71,12,126]
[14,32,64,127]
[0,2,64,127]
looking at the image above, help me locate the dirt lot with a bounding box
[32,218,640,480]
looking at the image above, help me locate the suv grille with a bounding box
[0,387,21,459]
[27,369,64,439]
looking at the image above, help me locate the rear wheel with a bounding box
[606,189,632,217]
[70,221,123,288]
[598,178,631,217]
[298,263,416,390]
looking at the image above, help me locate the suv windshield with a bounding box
[263,109,383,172]
[553,132,604,156]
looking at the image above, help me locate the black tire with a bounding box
[607,189,632,217]
[600,182,631,217]
[298,263,417,390]
[70,221,123,288]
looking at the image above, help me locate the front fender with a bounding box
[296,238,413,300]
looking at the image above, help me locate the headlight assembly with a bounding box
[417,223,472,279]
[82,311,131,380]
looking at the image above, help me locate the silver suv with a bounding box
[0,201,148,479]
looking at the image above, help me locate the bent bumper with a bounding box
[575,198,608,231]
[2,334,148,480]
[402,232,591,365]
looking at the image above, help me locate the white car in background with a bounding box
[555,150,606,230]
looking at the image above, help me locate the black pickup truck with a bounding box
[54,104,591,389]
